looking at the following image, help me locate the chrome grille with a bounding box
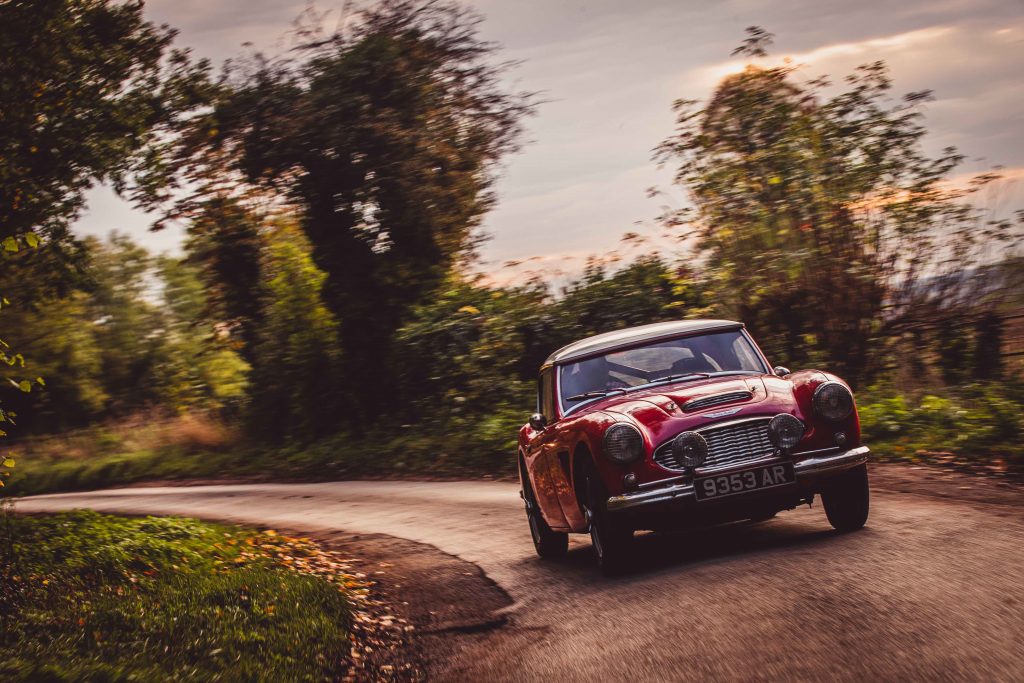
[682,391,752,413]
[653,417,774,471]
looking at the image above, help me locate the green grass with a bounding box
[0,511,352,682]
[6,410,524,496]
[8,445,249,496]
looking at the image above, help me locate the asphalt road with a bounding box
[16,476,1024,682]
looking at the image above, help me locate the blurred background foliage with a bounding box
[1,7,1022,495]
[0,234,251,433]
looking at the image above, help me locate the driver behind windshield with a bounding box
[559,331,763,409]
[561,356,627,399]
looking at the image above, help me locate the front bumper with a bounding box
[606,445,869,514]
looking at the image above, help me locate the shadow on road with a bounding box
[520,511,866,584]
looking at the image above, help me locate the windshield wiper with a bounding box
[565,389,626,402]
[642,372,710,387]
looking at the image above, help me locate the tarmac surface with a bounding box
[17,467,1024,681]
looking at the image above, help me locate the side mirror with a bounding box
[773,366,791,377]
[529,413,547,431]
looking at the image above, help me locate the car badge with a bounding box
[703,406,742,418]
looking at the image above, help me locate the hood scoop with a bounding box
[682,390,753,413]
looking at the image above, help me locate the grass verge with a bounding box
[0,511,370,681]
[5,411,523,496]
[6,381,1023,496]
[858,382,1023,477]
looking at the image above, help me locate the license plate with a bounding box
[695,462,795,501]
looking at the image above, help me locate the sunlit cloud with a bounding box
[688,26,956,91]
[475,250,596,288]
[839,165,1024,215]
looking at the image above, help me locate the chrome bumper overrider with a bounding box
[606,446,870,513]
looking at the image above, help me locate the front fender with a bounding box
[789,370,861,448]
[570,411,651,501]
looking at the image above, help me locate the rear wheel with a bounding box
[822,464,869,532]
[581,462,633,574]
[522,471,568,559]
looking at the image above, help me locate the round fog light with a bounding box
[768,414,805,451]
[834,431,848,447]
[623,473,638,490]
[672,431,708,468]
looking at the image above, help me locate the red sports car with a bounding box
[518,319,870,572]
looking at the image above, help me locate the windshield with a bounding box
[558,330,766,412]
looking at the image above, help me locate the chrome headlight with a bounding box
[671,431,708,468]
[603,424,644,464]
[813,382,854,421]
[768,414,805,450]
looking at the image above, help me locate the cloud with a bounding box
[71,0,1024,283]
[687,26,956,91]
[479,164,675,261]
[669,20,1024,172]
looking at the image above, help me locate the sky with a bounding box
[73,0,1024,283]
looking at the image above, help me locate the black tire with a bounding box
[822,464,870,532]
[522,471,568,560]
[581,462,633,574]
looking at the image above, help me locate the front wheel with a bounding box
[522,472,568,559]
[582,463,633,574]
[822,464,869,532]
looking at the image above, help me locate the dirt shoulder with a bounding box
[10,511,513,682]
[869,461,1024,508]
[273,528,514,682]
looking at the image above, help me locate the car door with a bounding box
[526,368,570,530]
[546,419,588,532]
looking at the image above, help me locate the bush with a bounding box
[858,381,1023,474]
[6,404,524,496]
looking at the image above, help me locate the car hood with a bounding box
[599,375,770,422]
[581,371,831,454]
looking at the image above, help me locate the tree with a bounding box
[0,0,210,290]
[394,276,547,420]
[183,196,265,363]
[175,0,533,423]
[392,256,710,429]
[1,289,105,432]
[555,256,710,344]
[972,312,1004,381]
[655,29,1021,383]
[156,256,251,412]
[0,0,209,487]
[0,234,43,493]
[0,236,251,433]
[247,222,343,440]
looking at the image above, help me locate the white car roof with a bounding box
[543,319,744,368]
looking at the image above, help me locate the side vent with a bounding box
[682,391,753,413]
